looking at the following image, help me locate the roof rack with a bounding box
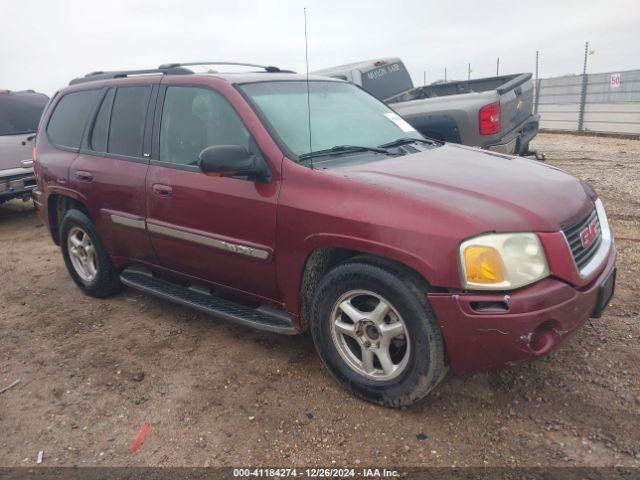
[69,62,294,85]
[158,61,290,73]
[69,67,192,85]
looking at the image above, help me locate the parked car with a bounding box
[313,57,542,157]
[34,63,615,407]
[0,89,49,204]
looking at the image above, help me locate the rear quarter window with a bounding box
[47,90,100,149]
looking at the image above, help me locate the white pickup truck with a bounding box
[313,57,542,157]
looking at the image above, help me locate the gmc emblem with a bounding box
[580,219,598,249]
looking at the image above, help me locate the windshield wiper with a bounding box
[378,137,442,149]
[298,144,397,161]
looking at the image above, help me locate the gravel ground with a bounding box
[0,133,638,468]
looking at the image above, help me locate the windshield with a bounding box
[0,93,48,136]
[239,81,424,160]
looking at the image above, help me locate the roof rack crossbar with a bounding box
[158,62,283,72]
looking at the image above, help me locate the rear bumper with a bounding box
[485,114,540,154]
[0,169,36,201]
[428,246,616,375]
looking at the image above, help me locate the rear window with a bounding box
[107,86,151,157]
[47,90,100,149]
[0,93,48,136]
[360,62,413,100]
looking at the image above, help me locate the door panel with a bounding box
[146,166,279,300]
[73,153,153,261]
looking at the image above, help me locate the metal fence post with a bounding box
[578,41,589,131]
[534,50,540,114]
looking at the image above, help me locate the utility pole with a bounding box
[468,63,471,80]
[423,70,426,86]
[444,67,447,82]
[496,57,500,76]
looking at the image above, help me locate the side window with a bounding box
[159,86,250,167]
[47,90,100,149]
[108,86,151,157]
[90,89,115,153]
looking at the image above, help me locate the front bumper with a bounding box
[485,114,540,155]
[428,246,616,375]
[0,170,36,201]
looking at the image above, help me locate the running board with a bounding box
[120,267,298,335]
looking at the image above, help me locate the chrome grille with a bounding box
[563,208,602,270]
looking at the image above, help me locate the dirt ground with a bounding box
[0,133,638,468]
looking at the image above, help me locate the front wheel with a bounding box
[311,258,447,408]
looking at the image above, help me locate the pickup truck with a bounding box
[0,89,49,204]
[34,63,614,407]
[313,57,542,157]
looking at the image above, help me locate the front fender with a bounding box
[303,233,435,281]
[278,232,437,317]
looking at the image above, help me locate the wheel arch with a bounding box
[46,192,91,245]
[295,235,437,331]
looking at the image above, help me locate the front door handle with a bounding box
[75,170,93,182]
[152,184,173,197]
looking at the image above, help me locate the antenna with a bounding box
[304,7,313,169]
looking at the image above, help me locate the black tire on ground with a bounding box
[311,257,448,408]
[59,209,121,298]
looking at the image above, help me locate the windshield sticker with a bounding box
[384,113,417,133]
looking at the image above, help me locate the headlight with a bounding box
[459,233,549,290]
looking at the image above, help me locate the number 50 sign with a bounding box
[610,73,621,88]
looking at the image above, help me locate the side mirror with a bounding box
[198,145,268,181]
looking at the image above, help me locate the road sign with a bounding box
[610,73,621,88]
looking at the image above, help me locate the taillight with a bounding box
[479,102,500,135]
[32,144,41,183]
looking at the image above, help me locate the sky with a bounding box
[2,0,639,95]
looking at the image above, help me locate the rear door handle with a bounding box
[75,170,93,182]
[152,184,173,197]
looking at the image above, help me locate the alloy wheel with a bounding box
[330,290,411,381]
[67,226,98,282]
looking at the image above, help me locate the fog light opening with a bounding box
[529,322,557,355]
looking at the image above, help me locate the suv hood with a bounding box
[332,144,593,233]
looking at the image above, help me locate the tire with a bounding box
[59,209,121,298]
[311,257,447,408]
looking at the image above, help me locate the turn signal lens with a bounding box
[463,246,505,284]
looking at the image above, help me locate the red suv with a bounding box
[34,63,616,407]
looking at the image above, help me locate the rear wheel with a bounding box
[311,258,447,408]
[60,209,121,297]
